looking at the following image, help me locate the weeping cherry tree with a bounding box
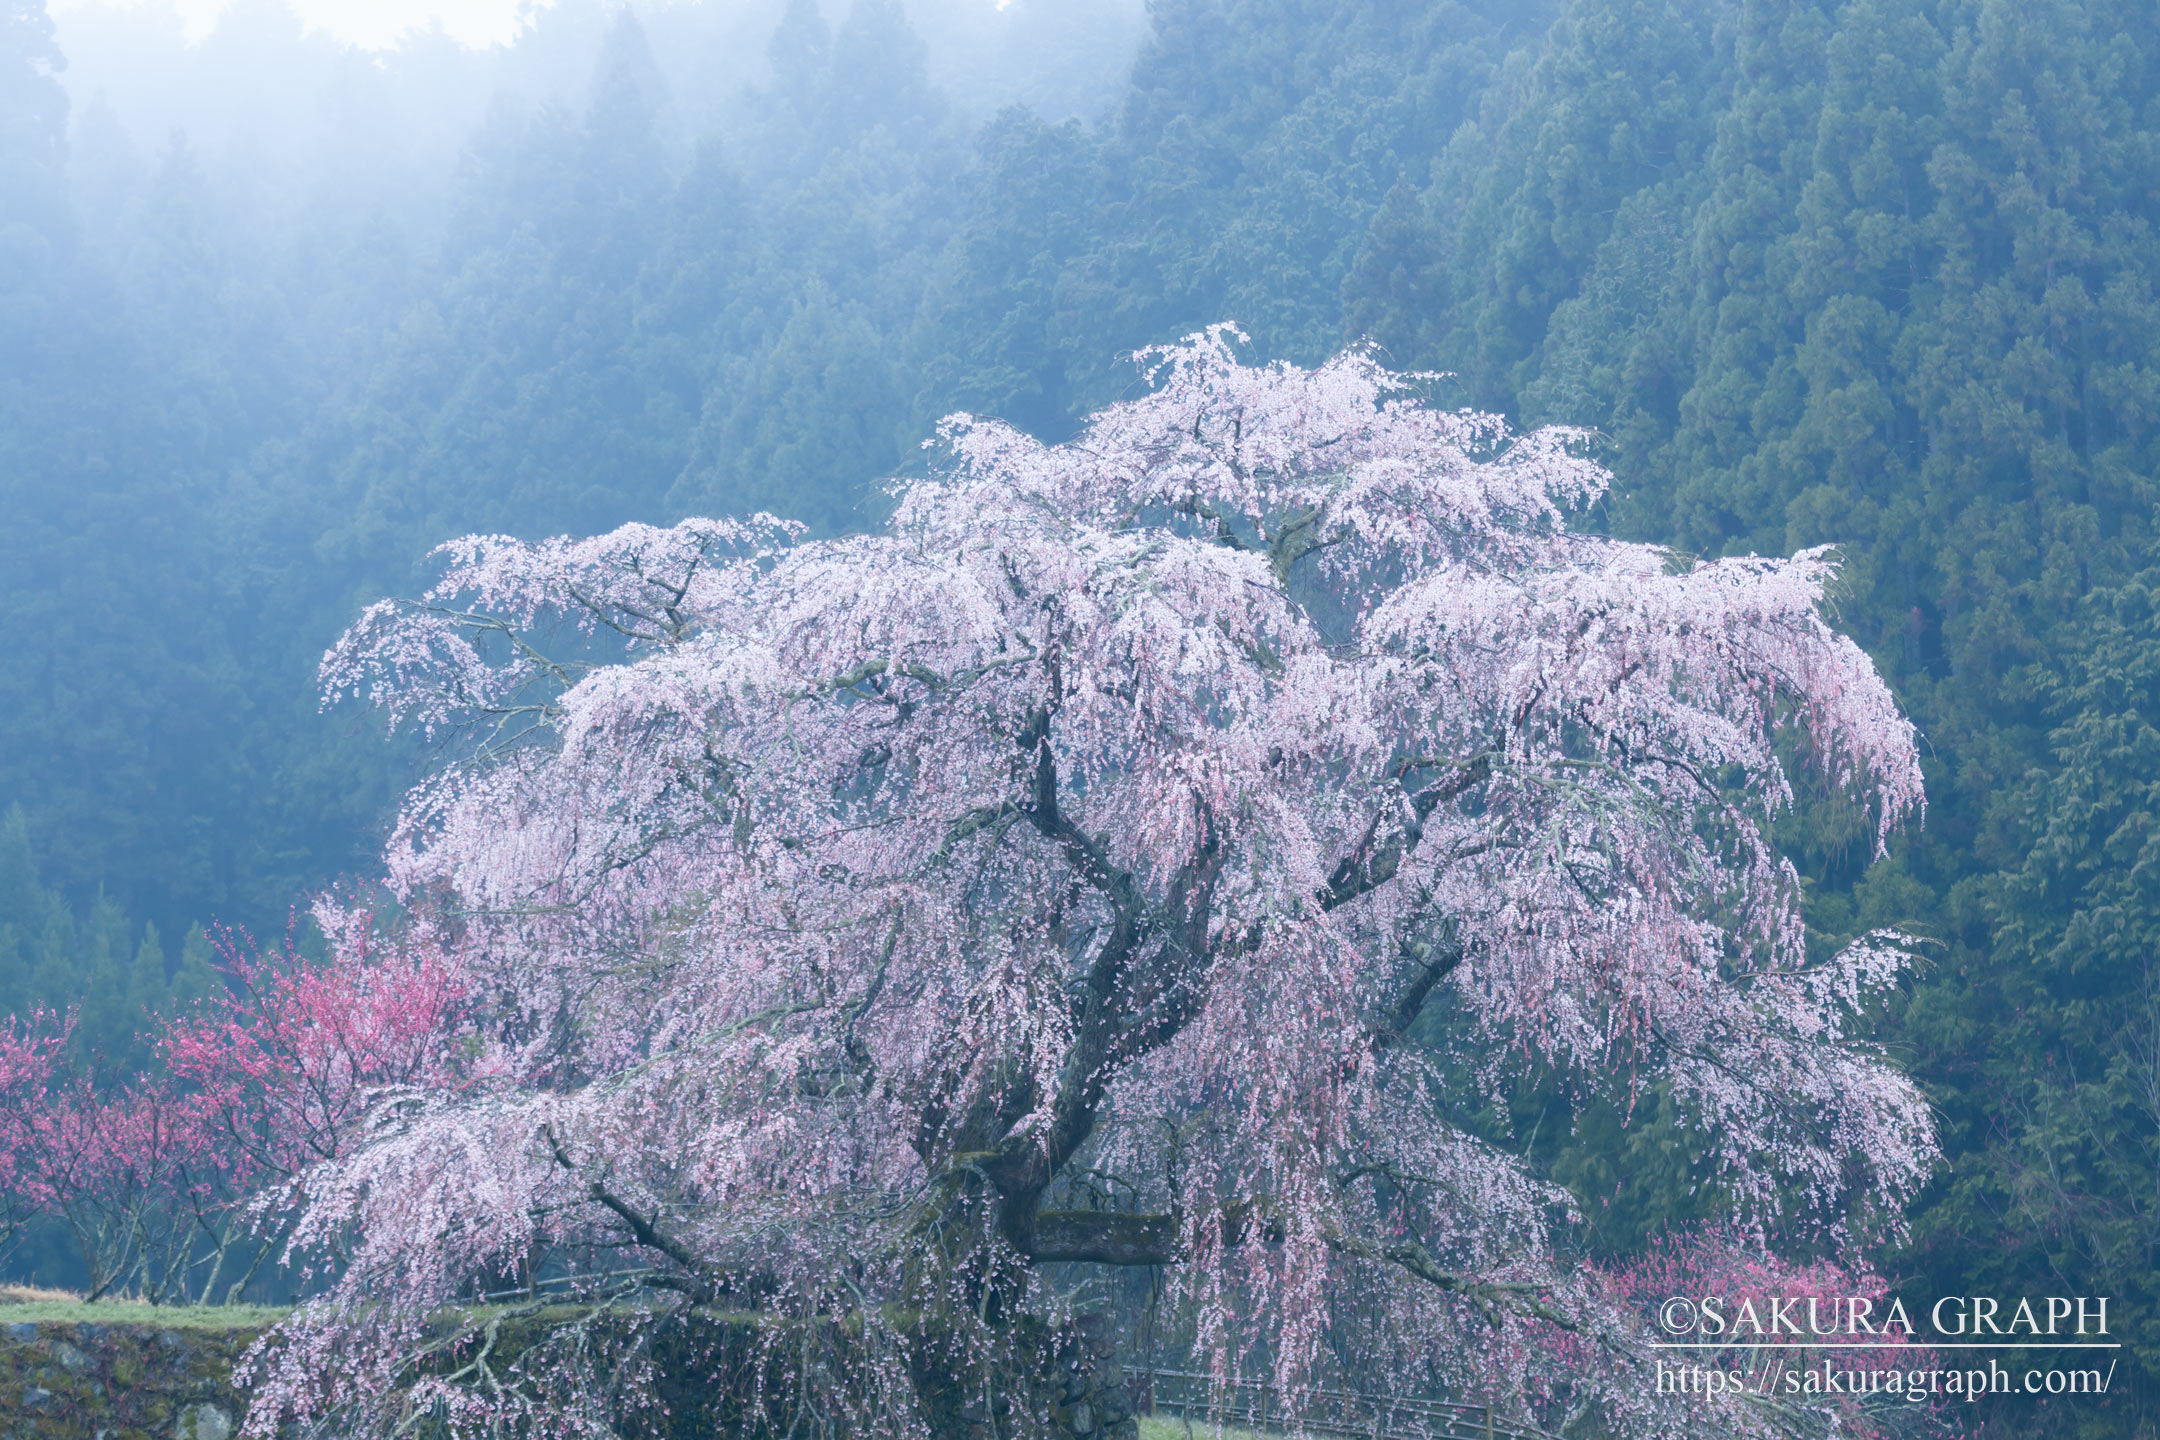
[251,327,1934,1437]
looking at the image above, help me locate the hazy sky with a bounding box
[52,0,553,49]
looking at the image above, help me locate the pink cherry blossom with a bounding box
[260,327,1933,1437]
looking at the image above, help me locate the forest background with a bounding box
[3,0,2159,1429]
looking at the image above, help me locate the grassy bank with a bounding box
[0,1284,286,1329]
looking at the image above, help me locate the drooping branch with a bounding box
[542,1125,715,1301]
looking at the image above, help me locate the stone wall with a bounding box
[2,1319,260,1440]
[937,1312,1141,1440]
[0,1310,1140,1439]
[1039,1312,1142,1440]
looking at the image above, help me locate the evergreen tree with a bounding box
[0,0,67,257]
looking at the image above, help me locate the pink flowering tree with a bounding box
[151,916,466,1304]
[162,920,464,1189]
[251,328,1935,1437]
[1587,1231,1946,1440]
[9,1059,224,1303]
[0,922,459,1308]
[0,1012,67,1262]
[0,1010,195,1300]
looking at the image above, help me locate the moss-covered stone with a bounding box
[0,1304,1138,1438]
[0,1317,263,1438]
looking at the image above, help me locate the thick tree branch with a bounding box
[1265,504,1325,581]
[1322,753,1492,912]
[981,699,1222,1252]
[1372,932,1466,1049]
[1322,1228,1577,1332]
[1173,496,1255,553]
[1023,1210,1179,1266]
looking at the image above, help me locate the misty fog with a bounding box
[49,0,1147,241]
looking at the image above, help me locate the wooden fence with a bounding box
[1142,1368,1560,1440]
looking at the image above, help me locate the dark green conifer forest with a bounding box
[5,0,2160,1429]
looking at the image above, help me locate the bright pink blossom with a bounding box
[0,1012,67,1255]
[162,915,467,1187]
[17,1067,229,1302]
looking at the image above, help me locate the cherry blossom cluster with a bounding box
[254,326,1935,1437]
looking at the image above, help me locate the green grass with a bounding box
[1139,1417,1276,1440]
[0,1296,288,1329]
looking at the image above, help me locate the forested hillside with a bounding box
[4,0,2159,1429]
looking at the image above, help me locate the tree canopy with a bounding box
[240,332,1931,1437]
